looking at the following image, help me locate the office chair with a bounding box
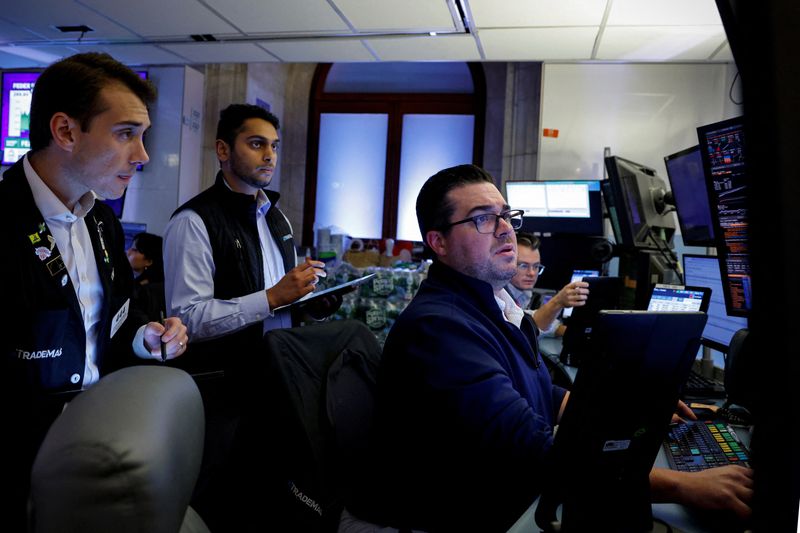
[238,319,382,532]
[29,366,209,533]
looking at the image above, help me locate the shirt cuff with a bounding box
[241,290,272,321]
[132,325,153,359]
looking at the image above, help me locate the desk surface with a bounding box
[512,335,752,533]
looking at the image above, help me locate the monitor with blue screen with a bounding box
[682,254,748,353]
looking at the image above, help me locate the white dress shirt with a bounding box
[163,180,294,342]
[23,156,150,387]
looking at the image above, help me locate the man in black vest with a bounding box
[0,52,189,529]
[163,103,329,528]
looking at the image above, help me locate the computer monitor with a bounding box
[646,284,711,313]
[696,117,751,317]
[559,276,623,366]
[506,180,603,235]
[663,145,716,247]
[682,254,748,353]
[536,310,708,531]
[603,156,676,250]
[1,70,148,167]
[120,221,147,252]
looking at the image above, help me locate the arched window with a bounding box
[303,62,485,245]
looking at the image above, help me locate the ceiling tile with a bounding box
[597,26,728,61]
[73,44,188,65]
[0,45,80,67]
[607,0,723,26]
[336,0,455,32]
[469,0,607,28]
[479,27,598,61]
[78,0,238,37]
[0,1,140,42]
[712,42,733,62]
[204,0,349,34]
[162,42,278,63]
[261,39,375,62]
[368,35,480,61]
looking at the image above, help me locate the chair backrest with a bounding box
[29,366,209,533]
[260,319,382,532]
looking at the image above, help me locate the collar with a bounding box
[23,154,96,222]
[496,288,524,328]
[216,171,276,217]
[505,283,531,306]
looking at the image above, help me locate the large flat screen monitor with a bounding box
[696,116,751,316]
[682,253,748,353]
[664,145,716,247]
[505,180,603,235]
[603,156,676,250]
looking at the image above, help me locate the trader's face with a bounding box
[222,118,279,194]
[511,246,541,290]
[66,82,150,201]
[432,182,517,291]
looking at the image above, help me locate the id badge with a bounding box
[110,299,130,339]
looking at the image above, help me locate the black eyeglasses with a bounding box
[443,209,524,234]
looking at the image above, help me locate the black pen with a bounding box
[159,311,168,362]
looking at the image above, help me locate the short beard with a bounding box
[230,152,271,190]
[461,260,516,291]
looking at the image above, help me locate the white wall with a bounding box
[538,63,742,182]
[123,66,205,236]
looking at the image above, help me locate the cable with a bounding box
[645,228,683,284]
[729,71,743,105]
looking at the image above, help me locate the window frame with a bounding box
[302,63,486,245]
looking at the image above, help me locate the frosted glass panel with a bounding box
[315,113,388,239]
[396,114,474,242]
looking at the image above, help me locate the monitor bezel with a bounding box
[505,179,604,236]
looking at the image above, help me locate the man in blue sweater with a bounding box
[345,164,753,532]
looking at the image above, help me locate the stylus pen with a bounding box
[159,311,168,363]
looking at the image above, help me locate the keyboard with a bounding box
[664,420,750,472]
[682,369,726,399]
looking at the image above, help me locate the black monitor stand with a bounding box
[537,311,707,532]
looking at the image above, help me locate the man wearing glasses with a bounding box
[505,232,589,336]
[344,164,752,532]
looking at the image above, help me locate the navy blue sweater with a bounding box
[363,261,567,533]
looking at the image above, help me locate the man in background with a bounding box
[505,231,589,336]
[163,103,328,528]
[0,52,188,528]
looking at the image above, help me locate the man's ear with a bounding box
[426,230,447,257]
[49,113,79,152]
[215,139,230,162]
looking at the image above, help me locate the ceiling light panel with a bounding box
[79,0,238,37]
[468,0,607,28]
[335,0,456,32]
[203,0,349,34]
[607,0,723,26]
[261,39,375,62]
[479,27,598,60]
[368,34,481,61]
[597,26,728,61]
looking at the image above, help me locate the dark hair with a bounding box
[515,231,541,251]
[416,164,496,245]
[216,104,280,148]
[29,52,156,152]
[131,232,164,283]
